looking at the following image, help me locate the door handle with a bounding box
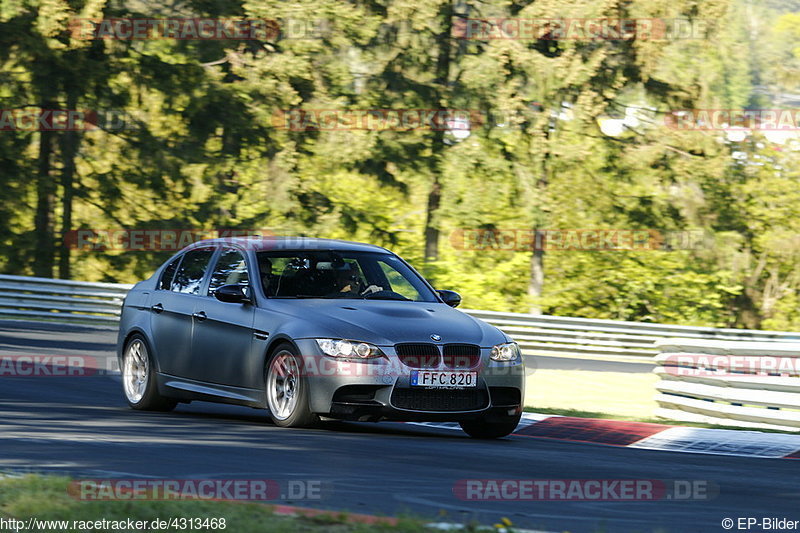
[150,303,164,313]
[192,311,207,321]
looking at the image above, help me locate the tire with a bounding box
[265,343,319,428]
[459,414,521,439]
[121,334,177,412]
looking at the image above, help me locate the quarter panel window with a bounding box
[157,256,181,290]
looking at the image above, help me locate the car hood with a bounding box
[260,299,507,347]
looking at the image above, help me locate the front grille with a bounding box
[443,344,481,369]
[391,387,489,411]
[395,343,440,368]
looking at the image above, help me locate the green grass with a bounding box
[524,369,658,419]
[0,475,433,533]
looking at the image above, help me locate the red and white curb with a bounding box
[411,413,800,459]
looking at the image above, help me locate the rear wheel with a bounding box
[459,414,521,439]
[122,334,177,411]
[265,343,319,428]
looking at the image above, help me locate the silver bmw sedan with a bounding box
[117,237,525,438]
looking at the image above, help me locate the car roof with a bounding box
[183,236,390,254]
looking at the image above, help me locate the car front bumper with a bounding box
[294,339,525,422]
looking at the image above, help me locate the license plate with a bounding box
[410,370,477,388]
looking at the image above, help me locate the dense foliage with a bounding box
[1,0,799,329]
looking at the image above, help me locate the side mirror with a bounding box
[214,284,251,304]
[436,289,462,308]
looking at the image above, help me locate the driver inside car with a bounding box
[318,259,382,297]
[331,262,361,294]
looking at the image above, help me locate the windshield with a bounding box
[256,250,438,302]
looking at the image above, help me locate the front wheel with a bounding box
[459,414,521,439]
[265,343,319,428]
[122,334,177,411]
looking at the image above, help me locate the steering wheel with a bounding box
[362,289,410,301]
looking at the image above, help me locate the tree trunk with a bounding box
[733,291,761,329]
[58,129,78,279]
[424,177,441,260]
[528,122,553,314]
[33,124,56,278]
[423,0,453,262]
[527,236,544,314]
[58,81,81,279]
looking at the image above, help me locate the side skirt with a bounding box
[156,373,265,408]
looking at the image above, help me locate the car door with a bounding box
[149,247,216,379]
[189,247,257,387]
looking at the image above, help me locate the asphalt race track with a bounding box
[1,321,798,532]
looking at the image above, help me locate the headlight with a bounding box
[315,339,384,359]
[490,342,520,362]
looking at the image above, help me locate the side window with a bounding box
[157,256,181,290]
[170,247,215,294]
[208,249,249,295]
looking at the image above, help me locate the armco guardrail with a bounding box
[0,274,132,325]
[2,274,800,363]
[465,309,800,362]
[654,338,800,431]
